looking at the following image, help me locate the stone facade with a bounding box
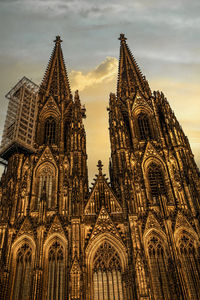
[0,34,200,300]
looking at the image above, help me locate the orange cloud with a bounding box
[70,57,118,92]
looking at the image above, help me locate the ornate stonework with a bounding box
[0,34,200,300]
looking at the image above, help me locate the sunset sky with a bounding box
[0,0,200,182]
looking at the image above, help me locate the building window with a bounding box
[178,234,200,298]
[148,163,166,204]
[148,236,170,299]
[12,243,33,300]
[138,113,152,140]
[47,241,64,300]
[36,165,55,210]
[93,242,123,300]
[64,121,70,151]
[44,117,56,145]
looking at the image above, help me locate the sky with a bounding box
[0,0,200,183]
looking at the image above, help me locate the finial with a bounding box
[109,93,116,102]
[54,35,63,44]
[97,160,103,172]
[74,90,79,100]
[119,33,127,42]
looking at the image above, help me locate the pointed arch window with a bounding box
[93,242,124,300]
[64,120,70,151]
[137,113,153,140]
[47,241,65,300]
[147,236,171,299]
[12,243,33,300]
[44,117,56,145]
[148,163,166,204]
[36,164,56,210]
[178,233,200,298]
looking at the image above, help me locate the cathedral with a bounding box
[0,34,200,300]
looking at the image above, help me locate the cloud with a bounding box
[1,0,199,28]
[69,57,118,91]
[0,0,124,17]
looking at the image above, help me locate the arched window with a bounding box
[47,241,65,300]
[178,233,200,298]
[148,163,166,204]
[64,120,70,151]
[147,236,170,299]
[44,117,56,145]
[93,242,123,300]
[36,165,55,210]
[138,113,153,140]
[12,243,33,300]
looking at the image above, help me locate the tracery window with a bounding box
[12,243,33,300]
[93,242,123,300]
[148,236,170,299]
[36,165,55,209]
[137,113,153,140]
[148,163,166,204]
[47,241,65,300]
[44,117,56,145]
[178,234,200,298]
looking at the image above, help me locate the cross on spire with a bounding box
[97,160,103,172]
[118,33,127,42]
[54,35,63,44]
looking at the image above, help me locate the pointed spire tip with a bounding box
[97,160,103,172]
[54,35,62,44]
[118,33,127,42]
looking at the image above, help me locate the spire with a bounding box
[117,33,151,99]
[97,160,103,175]
[39,35,72,101]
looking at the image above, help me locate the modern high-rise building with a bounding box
[0,34,200,300]
[0,77,39,160]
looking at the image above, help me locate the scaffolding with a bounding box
[0,77,39,160]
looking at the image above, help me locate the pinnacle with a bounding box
[74,90,80,102]
[118,33,127,42]
[97,160,103,173]
[54,35,63,44]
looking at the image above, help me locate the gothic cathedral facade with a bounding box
[0,34,200,300]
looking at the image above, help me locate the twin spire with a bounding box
[117,33,151,99]
[39,35,72,101]
[39,34,151,102]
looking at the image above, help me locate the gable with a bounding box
[88,206,121,243]
[16,218,34,238]
[46,215,66,239]
[35,146,57,173]
[174,212,193,232]
[39,96,61,119]
[132,90,153,113]
[144,212,163,235]
[85,174,122,215]
[142,142,164,170]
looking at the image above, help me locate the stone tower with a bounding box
[0,34,200,300]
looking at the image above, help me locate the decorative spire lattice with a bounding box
[117,33,151,99]
[39,35,72,101]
